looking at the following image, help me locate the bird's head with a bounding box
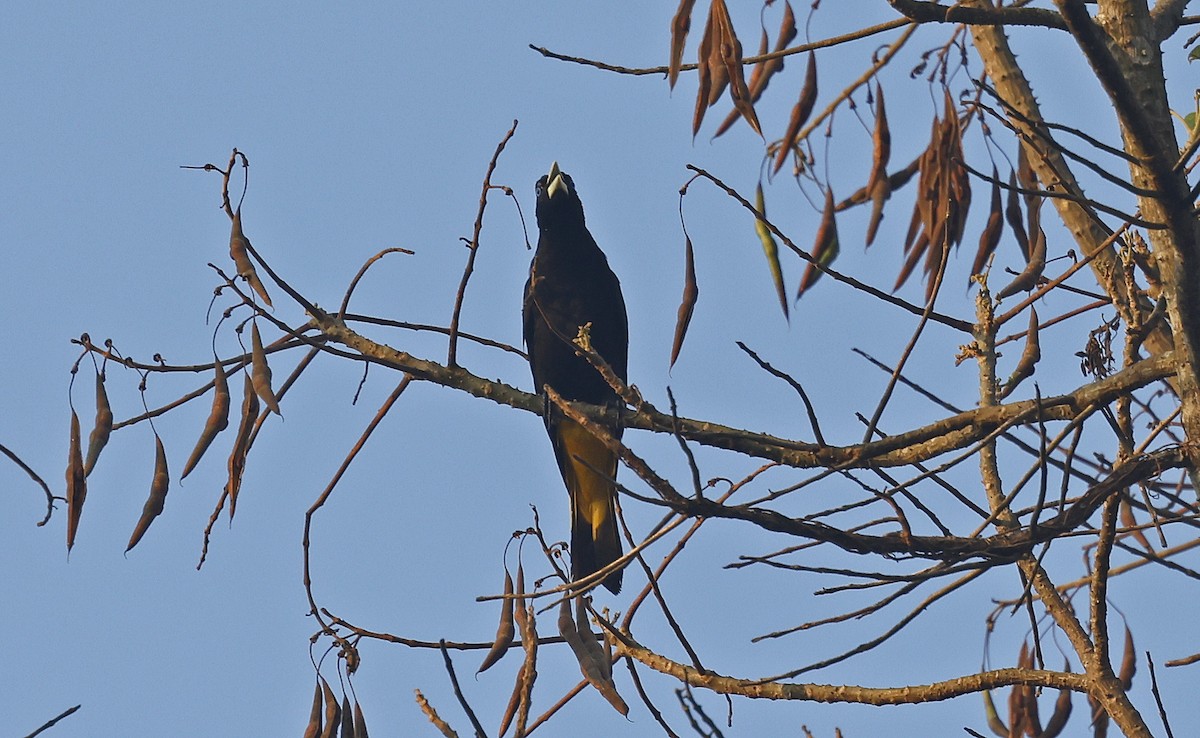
[535,161,585,229]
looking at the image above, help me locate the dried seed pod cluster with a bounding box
[896,91,972,299]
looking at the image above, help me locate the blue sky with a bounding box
[5,3,1198,736]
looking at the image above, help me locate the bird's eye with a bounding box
[535,176,547,194]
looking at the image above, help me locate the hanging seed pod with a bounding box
[226,373,260,519]
[575,597,611,681]
[981,690,1008,737]
[1119,626,1136,688]
[692,3,717,137]
[864,83,892,247]
[1042,665,1073,738]
[1000,309,1041,399]
[319,678,340,738]
[714,27,767,138]
[1005,170,1030,260]
[181,358,232,479]
[84,371,113,477]
[352,700,369,738]
[754,184,788,319]
[668,0,697,90]
[970,168,1004,283]
[229,208,273,307]
[798,187,838,298]
[126,435,170,552]
[66,409,87,551]
[497,663,525,737]
[669,234,699,369]
[477,569,516,674]
[772,51,818,175]
[712,0,761,137]
[303,680,323,738]
[996,225,1046,300]
[340,695,354,738]
[251,322,281,415]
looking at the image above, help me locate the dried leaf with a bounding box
[772,51,818,175]
[340,695,354,738]
[669,234,700,369]
[353,700,369,738]
[971,168,1004,282]
[66,409,87,551]
[182,358,232,479]
[227,373,260,519]
[251,322,282,415]
[754,184,788,320]
[668,0,697,90]
[126,435,170,552]
[83,371,113,477]
[798,187,839,298]
[477,569,516,674]
[865,83,892,246]
[303,680,323,738]
[229,208,272,308]
[318,678,341,738]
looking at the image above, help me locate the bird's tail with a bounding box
[555,419,624,594]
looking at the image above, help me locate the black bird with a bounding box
[523,162,629,594]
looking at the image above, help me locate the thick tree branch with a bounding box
[309,305,1174,471]
[888,0,1068,30]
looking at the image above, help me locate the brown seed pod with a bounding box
[319,678,340,738]
[66,409,87,551]
[970,168,1004,283]
[772,51,818,175]
[1119,625,1136,688]
[711,0,761,137]
[477,569,516,674]
[340,695,354,738]
[798,187,838,298]
[1005,169,1030,260]
[1041,664,1073,738]
[670,234,700,369]
[352,700,369,738]
[83,371,113,477]
[497,662,525,737]
[303,680,323,738]
[126,435,170,552]
[996,225,1046,300]
[229,208,273,308]
[865,83,892,246]
[668,0,697,90]
[181,357,232,479]
[251,322,281,415]
[226,373,260,519]
[692,2,716,137]
[999,309,1041,400]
